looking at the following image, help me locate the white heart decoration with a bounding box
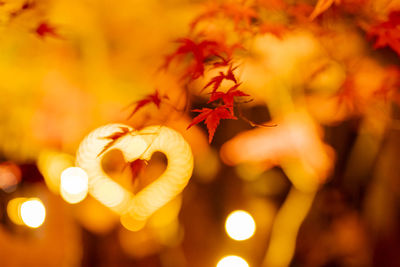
[76,124,193,222]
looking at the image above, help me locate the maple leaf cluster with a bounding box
[129,2,262,143]
[162,37,250,143]
[161,34,251,142]
[128,0,340,143]
[127,0,400,143]
[127,0,335,143]
[189,82,250,143]
[156,0,304,143]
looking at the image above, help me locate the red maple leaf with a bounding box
[128,90,167,118]
[212,55,232,68]
[203,65,238,93]
[98,126,131,157]
[211,43,244,68]
[368,11,400,56]
[162,38,220,79]
[35,22,60,39]
[129,159,148,180]
[208,83,249,106]
[187,106,237,143]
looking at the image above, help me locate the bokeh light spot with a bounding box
[60,167,89,204]
[217,255,249,267]
[20,198,46,228]
[225,210,256,241]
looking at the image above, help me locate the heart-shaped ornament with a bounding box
[76,124,193,223]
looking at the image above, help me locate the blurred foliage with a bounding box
[1,0,400,266]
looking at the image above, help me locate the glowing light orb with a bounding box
[20,199,46,228]
[60,167,89,204]
[225,210,256,241]
[217,255,249,267]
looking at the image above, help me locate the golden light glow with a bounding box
[74,196,119,234]
[154,219,182,246]
[20,198,46,228]
[60,167,89,204]
[217,255,250,267]
[225,210,256,241]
